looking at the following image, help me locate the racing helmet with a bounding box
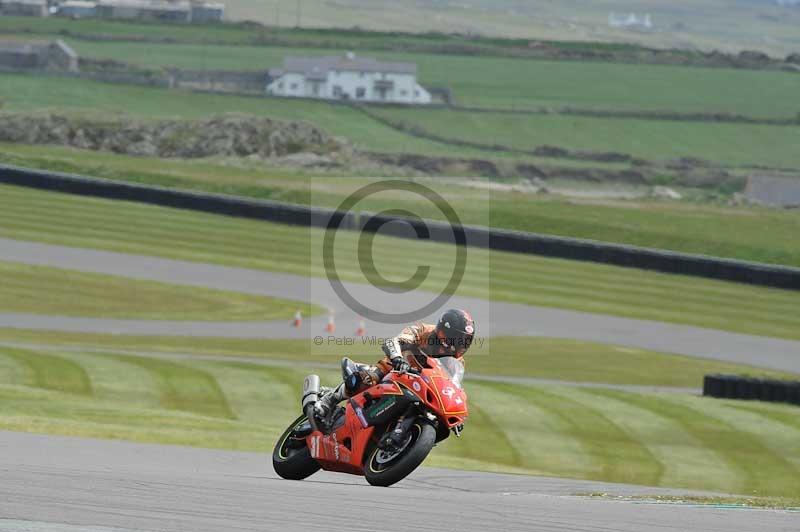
[430,309,475,357]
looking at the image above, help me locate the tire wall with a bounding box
[703,374,800,406]
[2,163,799,291]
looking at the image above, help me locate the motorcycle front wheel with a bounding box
[365,421,436,487]
[272,414,320,480]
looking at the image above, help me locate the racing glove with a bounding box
[391,356,411,373]
[383,338,410,372]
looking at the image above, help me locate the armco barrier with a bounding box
[703,374,800,406]
[2,163,800,290]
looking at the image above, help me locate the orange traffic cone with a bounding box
[326,312,336,334]
[356,318,366,337]
[293,310,302,328]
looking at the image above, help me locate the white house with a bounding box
[608,12,653,29]
[266,52,431,105]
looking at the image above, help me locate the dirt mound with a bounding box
[0,113,343,159]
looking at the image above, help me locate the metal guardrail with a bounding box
[1,163,799,290]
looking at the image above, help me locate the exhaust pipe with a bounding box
[302,374,322,433]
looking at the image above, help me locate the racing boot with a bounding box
[314,383,346,426]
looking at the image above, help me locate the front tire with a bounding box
[272,414,321,480]
[365,422,436,487]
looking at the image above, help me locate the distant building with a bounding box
[608,12,653,29]
[744,174,800,207]
[266,52,431,105]
[0,39,78,72]
[54,0,222,22]
[95,0,191,22]
[57,1,99,18]
[0,0,48,17]
[190,1,223,22]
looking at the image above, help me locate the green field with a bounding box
[2,67,798,176]
[2,330,794,387]
[0,338,797,497]
[56,38,800,118]
[1,184,799,340]
[4,0,799,55]
[2,145,799,268]
[374,107,800,169]
[0,260,319,320]
[0,75,474,157]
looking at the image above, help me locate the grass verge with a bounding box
[576,493,800,510]
[0,260,321,321]
[1,184,799,340]
[1,331,796,387]
[0,340,797,497]
[2,145,798,268]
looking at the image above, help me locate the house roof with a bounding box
[272,53,417,79]
[744,174,800,207]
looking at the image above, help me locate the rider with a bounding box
[315,308,475,419]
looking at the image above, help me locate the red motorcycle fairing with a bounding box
[306,357,468,474]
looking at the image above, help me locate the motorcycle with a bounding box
[272,352,468,486]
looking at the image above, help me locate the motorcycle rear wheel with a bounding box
[272,414,321,480]
[365,422,436,487]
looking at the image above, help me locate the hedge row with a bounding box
[703,374,800,406]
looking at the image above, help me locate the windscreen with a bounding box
[438,356,465,389]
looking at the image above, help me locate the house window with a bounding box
[359,71,365,78]
[333,85,343,98]
[277,82,284,90]
[290,83,298,90]
[400,90,408,96]
[356,87,366,99]
[414,90,420,97]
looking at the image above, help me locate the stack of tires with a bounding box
[703,374,800,406]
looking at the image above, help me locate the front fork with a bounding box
[379,404,419,452]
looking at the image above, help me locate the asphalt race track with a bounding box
[1,236,800,531]
[1,431,797,532]
[1,237,800,373]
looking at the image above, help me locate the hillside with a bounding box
[229,0,800,56]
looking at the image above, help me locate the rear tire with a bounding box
[272,414,321,480]
[365,422,436,487]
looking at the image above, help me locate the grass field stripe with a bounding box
[462,382,590,475]
[204,362,302,424]
[0,261,317,322]
[572,388,737,492]
[728,404,800,433]
[496,383,664,485]
[107,354,235,420]
[605,391,800,497]
[64,351,163,410]
[491,269,800,316]
[0,346,92,396]
[693,400,800,481]
[440,385,525,469]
